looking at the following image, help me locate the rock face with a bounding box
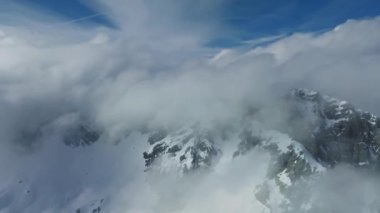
[233,124,325,212]
[141,88,380,212]
[143,88,380,175]
[143,125,221,173]
[288,88,380,169]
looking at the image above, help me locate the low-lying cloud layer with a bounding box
[0,1,380,212]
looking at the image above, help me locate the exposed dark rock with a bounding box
[288,88,380,169]
[143,142,168,167]
[147,130,167,145]
[187,138,219,171]
[140,88,380,212]
[143,127,221,172]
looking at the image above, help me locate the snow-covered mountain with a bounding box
[143,88,380,173]
[142,88,380,212]
[143,126,221,173]
[288,88,380,168]
[0,88,379,212]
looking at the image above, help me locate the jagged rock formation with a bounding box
[233,125,325,212]
[141,88,380,212]
[238,89,380,212]
[143,125,221,173]
[288,88,380,169]
[143,88,380,175]
[142,88,380,176]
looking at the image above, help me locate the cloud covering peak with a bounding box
[0,2,380,212]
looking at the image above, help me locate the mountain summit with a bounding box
[142,88,380,212]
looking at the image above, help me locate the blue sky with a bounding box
[10,0,380,46]
[15,0,112,26]
[215,0,380,46]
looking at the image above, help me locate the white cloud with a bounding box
[0,1,379,212]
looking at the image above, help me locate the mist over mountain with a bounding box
[0,1,380,212]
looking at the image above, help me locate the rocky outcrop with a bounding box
[140,88,380,212]
[288,88,380,169]
[143,88,380,175]
[143,125,221,173]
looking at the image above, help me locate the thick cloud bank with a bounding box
[0,1,380,212]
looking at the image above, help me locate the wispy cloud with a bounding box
[61,12,104,24]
